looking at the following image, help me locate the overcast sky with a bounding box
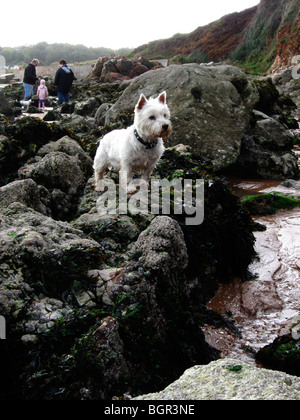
[1,0,259,50]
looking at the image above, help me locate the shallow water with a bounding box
[204,189,300,366]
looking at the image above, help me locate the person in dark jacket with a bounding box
[23,58,39,99]
[54,59,76,104]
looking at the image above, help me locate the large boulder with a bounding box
[104,63,259,171]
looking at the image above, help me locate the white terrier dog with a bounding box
[20,99,31,111]
[93,91,172,194]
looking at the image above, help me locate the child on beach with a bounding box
[37,79,48,111]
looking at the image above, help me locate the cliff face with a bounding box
[233,0,300,72]
[131,0,300,73]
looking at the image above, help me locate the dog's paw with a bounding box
[94,182,105,192]
[139,179,149,189]
[127,185,137,194]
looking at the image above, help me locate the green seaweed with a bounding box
[243,192,300,215]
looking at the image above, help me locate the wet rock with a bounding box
[72,315,132,399]
[134,358,300,400]
[129,64,149,78]
[59,102,75,114]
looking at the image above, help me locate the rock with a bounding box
[104,64,259,171]
[64,113,95,129]
[0,178,50,215]
[0,116,69,181]
[115,59,133,75]
[129,64,149,78]
[0,202,104,316]
[24,297,73,334]
[273,68,300,108]
[101,72,131,83]
[68,215,218,398]
[253,77,280,115]
[87,57,109,78]
[100,60,119,78]
[74,97,101,117]
[0,77,263,399]
[134,358,300,400]
[0,90,14,119]
[18,151,86,196]
[43,109,61,121]
[281,179,300,189]
[87,56,161,82]
[230,111,299,179]
[94,103,112,126]
[17,136,93,211]
[36,135,93,174]
[60,102,75,114]
[256,333,300,376]
[131,216,188,276]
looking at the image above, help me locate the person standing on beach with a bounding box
[23,59,39,99]
[37,79,48,111]
[54,59,76,105]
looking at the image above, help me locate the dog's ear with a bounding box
[136,94,147,110]
[158,91,166,104]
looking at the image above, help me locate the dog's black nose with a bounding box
[162,124,169,131]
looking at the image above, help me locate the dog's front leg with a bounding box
[94,169,106,192]
[120,167,136,194]
[140,163,156,189]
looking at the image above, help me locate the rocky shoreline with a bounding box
[0,60,299,399]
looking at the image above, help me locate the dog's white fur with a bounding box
[20,99,31,111]
[93,91,172,194]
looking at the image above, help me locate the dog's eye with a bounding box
[164,114,167,118]
[149,116,156,120]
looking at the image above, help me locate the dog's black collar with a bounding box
[134,129,158,149]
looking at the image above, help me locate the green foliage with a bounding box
[0,42,132,66]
